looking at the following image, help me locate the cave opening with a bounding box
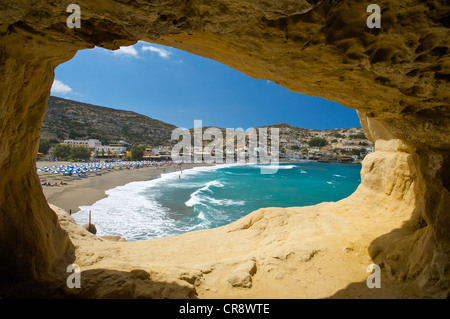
[1,0,448,299]
[39,41,368,241]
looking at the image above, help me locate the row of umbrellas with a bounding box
[36,160,171,175]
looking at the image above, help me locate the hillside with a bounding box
[262,122,373,152]
[41,96,177,146]
[41,97,372,152]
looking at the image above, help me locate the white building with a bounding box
[63,139,127,157]
[64,139,102,149]
[95,145,126,155]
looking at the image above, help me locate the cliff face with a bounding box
[0,0,448,297]
[42,142,425,299]
[43,96,177,145]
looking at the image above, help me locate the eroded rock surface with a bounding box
[0,0,448,298]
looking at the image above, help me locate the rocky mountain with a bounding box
[41,96,177,146]
[41,97,371,151]
[261,123,372,150]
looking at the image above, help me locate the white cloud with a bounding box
[113,45,140,57]
[51,80,72,94]
[141,45,172,59]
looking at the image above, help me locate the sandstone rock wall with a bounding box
[0,0,448,297]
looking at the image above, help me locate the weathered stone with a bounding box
[0,0,448,298]
[83,223,97,235]
[228,271,253,288]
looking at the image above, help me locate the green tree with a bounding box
[49,138,59,145]
[70,146,91,160]
[69,129,83,139]
[351,148,366,157]
[349,133,367,140]
[38,138,51,154]
[53,144,72,158]
[131,145,146,160]
[308,137,328,147]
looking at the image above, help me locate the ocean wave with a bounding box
[209,198,245,206]
[223,171,252,176]
[186,194,245,207]
[185,180,245,208]
[250,164,296,170]
[74,191,173,240]
[72,164,245,240]
[72,161,361,241]
[197,211,206,221]
[193,205,239,228]
[151,163,247,185]
[185,181,216,207]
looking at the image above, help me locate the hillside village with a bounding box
[276,125,373,162]
[39,127,373,164]
[39,97,373,164]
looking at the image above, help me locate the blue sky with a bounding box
[51,41,361,130]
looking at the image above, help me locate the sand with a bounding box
[37,161,212,214]
[38,144,425,299]
[37,142,427,299]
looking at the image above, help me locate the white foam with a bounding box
[73,187,174,240]
[72,163,246,240]
[184,179,245,208]
[209,198,245,206]
[197,211,206,221]
[250,164,296,170]
[185,180,224,206]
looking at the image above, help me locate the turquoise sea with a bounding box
[73,162,361,241]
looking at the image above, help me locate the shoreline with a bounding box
[51,149,419,299]
[38,159,358,215]
[38,161,214,214]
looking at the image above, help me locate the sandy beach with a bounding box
[37,160,212,214]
